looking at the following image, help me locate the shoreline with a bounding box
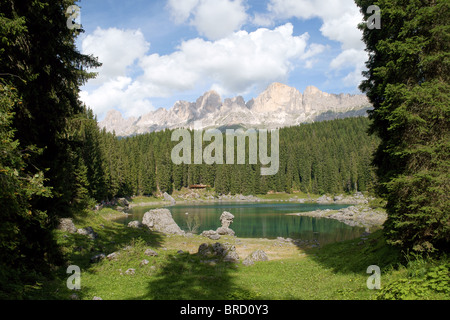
[286,205,387,230]
[128,191,376,209]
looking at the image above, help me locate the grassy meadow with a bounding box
[29,203,449,301]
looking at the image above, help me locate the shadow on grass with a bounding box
[131,251,256,300]
[45,218,166,299]
[60,221,164,269]
[300,230,402,275]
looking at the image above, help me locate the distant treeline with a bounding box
[79,114,379,201]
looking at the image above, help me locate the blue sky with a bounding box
[76,0,368,120]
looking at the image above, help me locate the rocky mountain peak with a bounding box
[98,82,372,136]
[304,85,323,96]
[248,82,303,113]
[196,90,222,114]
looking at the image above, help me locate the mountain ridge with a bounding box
[99,83,372,136]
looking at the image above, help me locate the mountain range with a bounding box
[98,83,372,136]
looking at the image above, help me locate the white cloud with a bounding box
[138,23,324,97]
[259,0,367,87]
[167,0,248,40]
[167,0,200,23]
[330,48,367,71]
[81,27,150,84]
[80,23,324,119]
[330,48,368,87]
[80,77,155,119]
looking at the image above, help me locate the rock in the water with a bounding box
[216,211,235,236]
[142,209,184,235]
[219,211,234,228]
[57,218,77,234]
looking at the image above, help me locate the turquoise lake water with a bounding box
[118,202,365,244]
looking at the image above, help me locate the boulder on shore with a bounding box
[163,192,176,205]
[216,226,235,236]
[201,230,221,240]
[142,209,184,235]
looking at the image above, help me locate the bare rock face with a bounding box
[248,82,304,114]
[142,209,185,235]
[98,82,371,136]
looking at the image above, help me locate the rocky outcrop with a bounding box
[217,194,260,202]
[200,230,221,240]
[288,205,387,229]
[316,192,372,205]
[57,218,77,234]
[242,250,269,266]
[98,83,371,136]
[142,209,184,235]
[163,192,176,205]
[198,242,239,263]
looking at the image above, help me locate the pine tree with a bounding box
[356,0,450,252]
[0,0,100,294]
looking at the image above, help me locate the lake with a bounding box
[117,202,366,245]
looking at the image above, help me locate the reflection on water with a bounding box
[117,202,365,244]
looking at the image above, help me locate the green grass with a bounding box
[34,208,449,300]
